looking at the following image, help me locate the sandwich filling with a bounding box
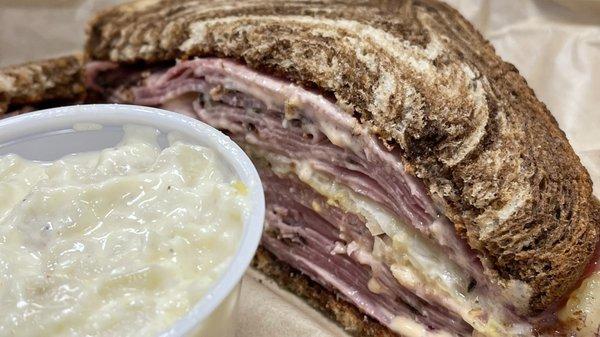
[86,58,544,337]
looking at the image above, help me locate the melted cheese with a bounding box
[256,148,531,337]
[390,316,454,337]
[0,125,248,337]
[559,271,600,336]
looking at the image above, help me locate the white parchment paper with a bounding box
[0,1,598,336]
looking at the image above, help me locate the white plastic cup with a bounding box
[0,104,265,337]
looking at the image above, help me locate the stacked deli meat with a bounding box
[86,59,539,337]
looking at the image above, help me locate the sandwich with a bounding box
[2,1,599,336]
[0,56,84,116]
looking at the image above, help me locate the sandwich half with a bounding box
[2,0,600,336]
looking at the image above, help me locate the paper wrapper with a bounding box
[0,1,599,336]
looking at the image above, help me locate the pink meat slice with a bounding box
[261,168,473,335]
[114,58,484,280]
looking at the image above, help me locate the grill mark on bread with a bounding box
[83,0,600,314]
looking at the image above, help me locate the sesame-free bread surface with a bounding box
[84,0,599,313]
[0,55,84,115]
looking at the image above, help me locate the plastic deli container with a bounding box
[0,104,265,337]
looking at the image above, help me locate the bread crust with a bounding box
[83,0,599,313]
[0,55,84,115]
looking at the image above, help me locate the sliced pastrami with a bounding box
[260,167,472,336]
[90,58,483,281]
[85,58,536,336]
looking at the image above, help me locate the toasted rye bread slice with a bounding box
[84,0,599,313]
[0,55,85,115]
